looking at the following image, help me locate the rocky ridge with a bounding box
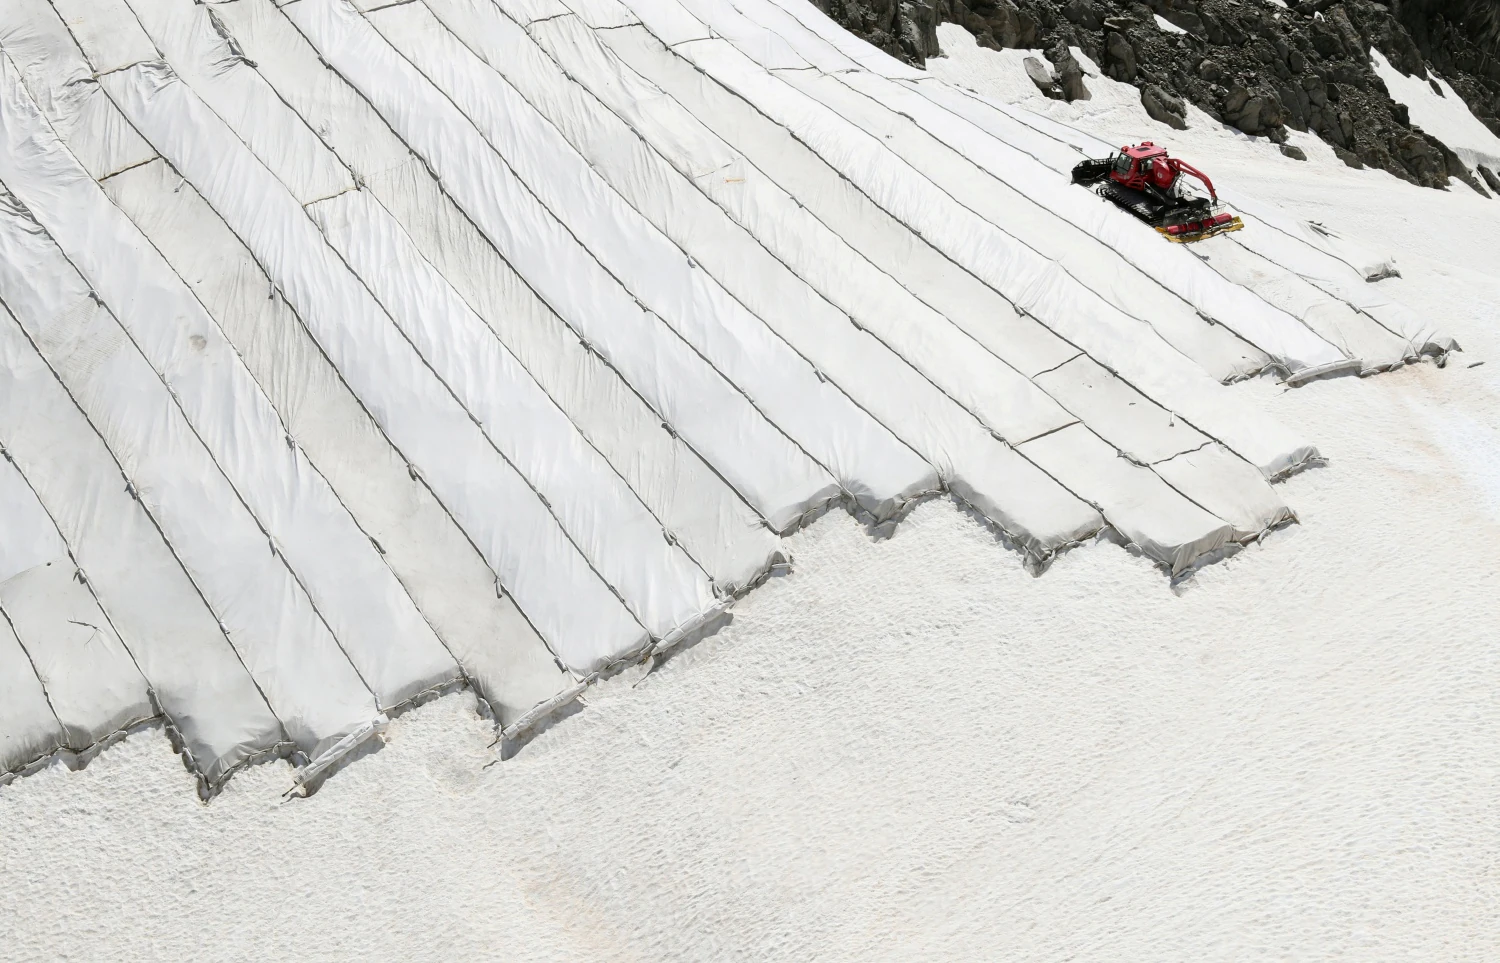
[810,0,1500,192]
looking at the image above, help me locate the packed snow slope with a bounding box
[0,0,1461,795]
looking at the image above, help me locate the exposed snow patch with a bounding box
[1370,47,1500,174]
[1154,14,1187,34]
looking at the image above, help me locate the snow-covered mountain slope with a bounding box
[0,0,1457,794]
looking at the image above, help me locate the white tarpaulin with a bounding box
[99,158,571,726]
[0,0,154,179]
[0,0,1448,794]
[212,0,782,594]
[286,0,843,536]
[307,188,718,638]
[0,291,284,789]
[0,453,154,753]
[421,1,1098,557]
[101,60,657,673]
[366,0,935,525]
[4,58,461,716]
[0,59,381,761]
[5,0,568,726]
[122,0,356,205]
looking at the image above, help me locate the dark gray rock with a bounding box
[1280,143,1309,160]
[1480,164,1500,194]
[1142,83,1188,127]
[1103,22,1138,81]
[1056,48,1094,100]
[1024,55,1067,97]
[1334,145,1365,168]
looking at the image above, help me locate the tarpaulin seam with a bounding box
[156,60,679,637]
[273,5,785,542]
[335,9,846,533]
[1030,351,1086,378]
[86,67,580,691]
[0,600,68,762]
[611,24,1284,527]
[370,10,870,525]
[1011,419,1082,446]
[0,81,390,721]
[0,286,295,775]
[1152,440,1214,466]
[428,4,937,522]
[94,153,159,181]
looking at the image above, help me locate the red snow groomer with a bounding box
[1072,142,1243,242]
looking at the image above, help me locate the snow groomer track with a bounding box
[0,0,1454,795]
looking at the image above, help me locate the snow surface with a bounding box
[1370,47,1500,175]
[1154,13,1187,34]
[1,10,1498,961]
